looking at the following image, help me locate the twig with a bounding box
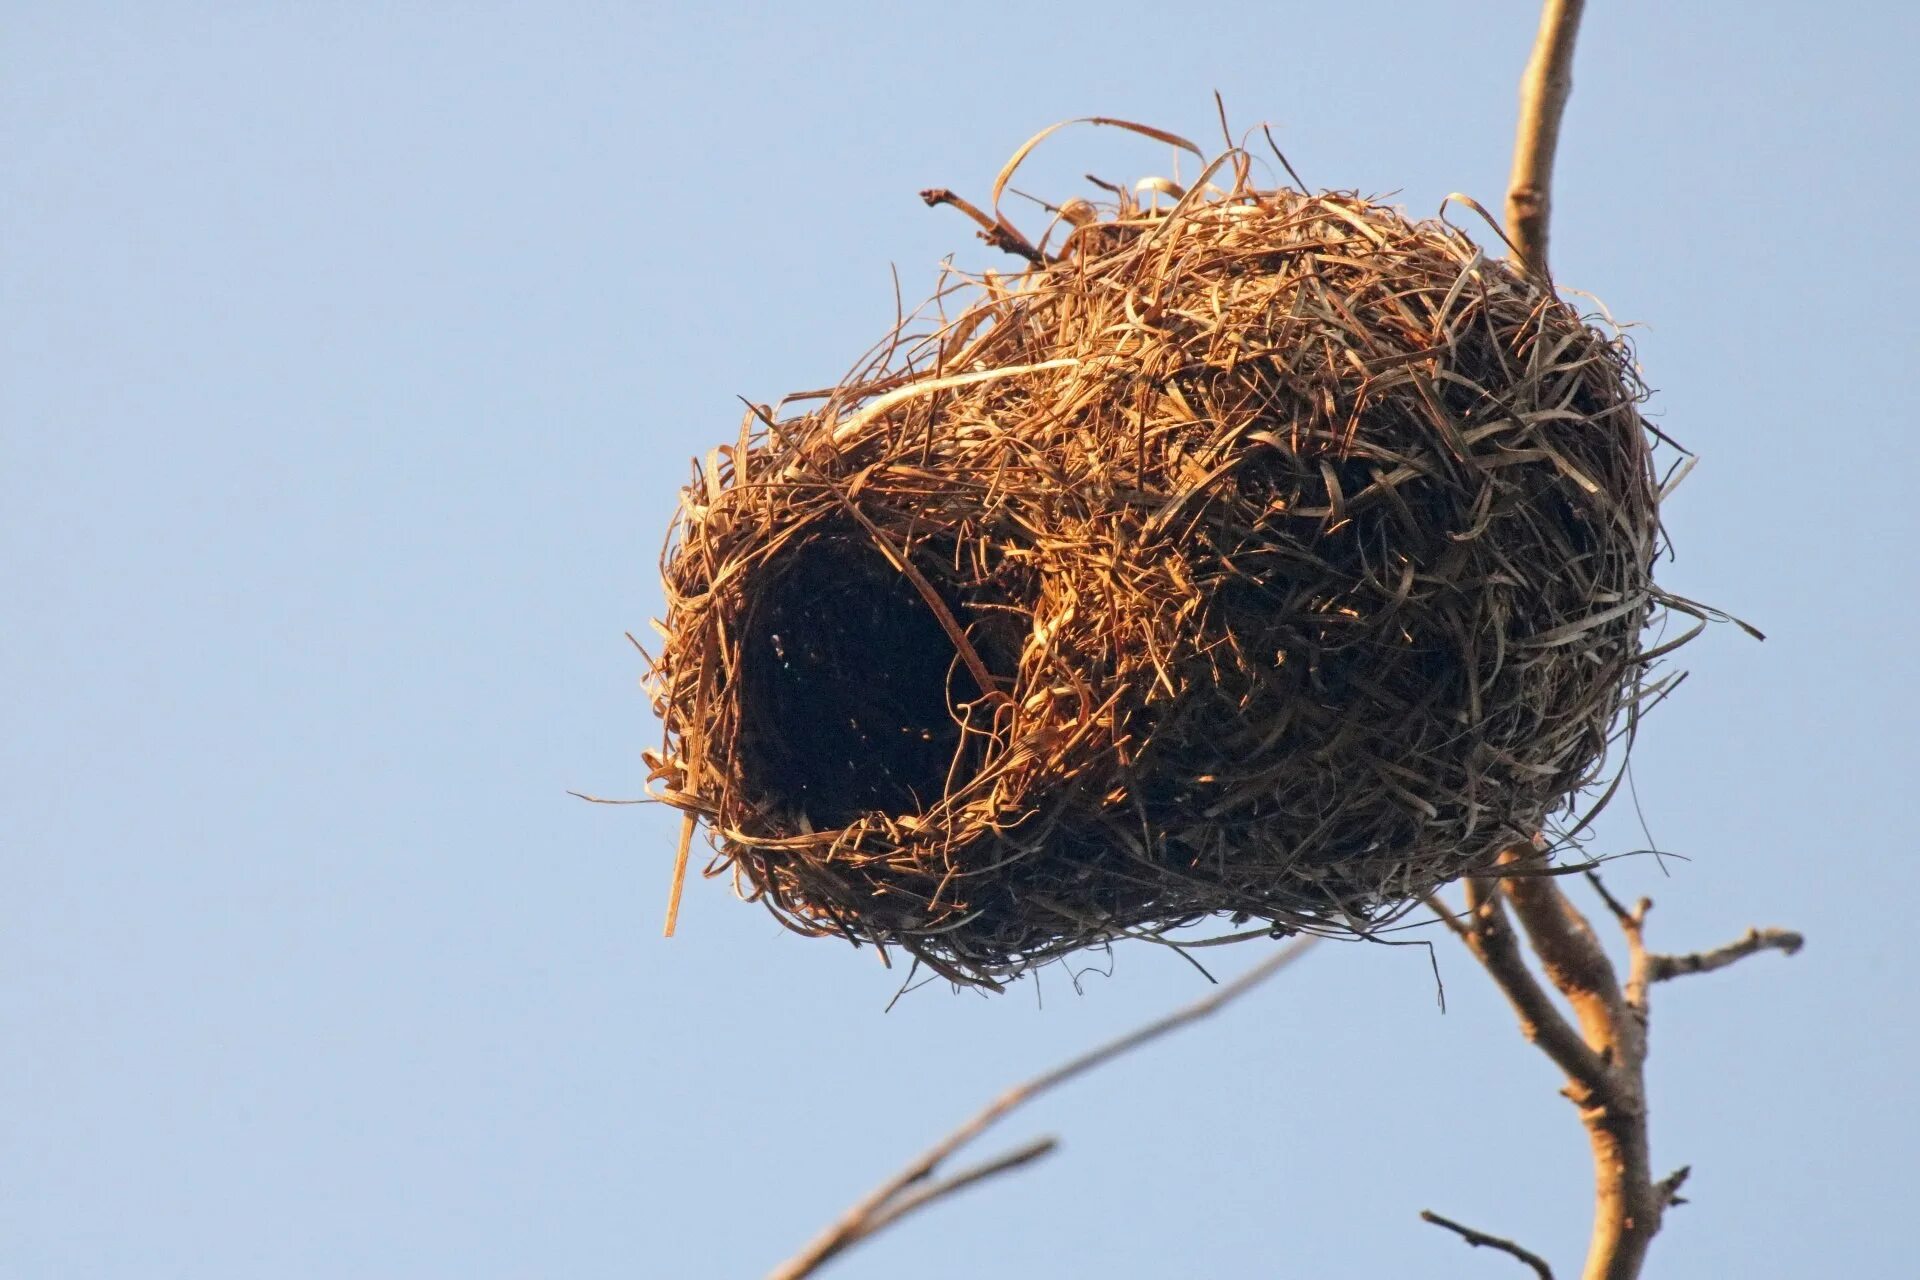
[1583,872,1651,1012]
[766,935,1319,1279]
[920,187,1046,265]
[858,1136,1059,1237]
[1653,1165,1691,1209]
[1506,0,1586,277]
[1421,1209,1556,1280]
[1647,928,1804,983]
[1424,892,1473,942]
[1583,873,1803,994]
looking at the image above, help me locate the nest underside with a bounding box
[649,174,1688,989]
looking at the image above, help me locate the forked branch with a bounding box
[767,937,1318,1279]
[1428,5,1802,1269]
[1436,848,1803,1280]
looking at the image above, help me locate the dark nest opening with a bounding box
[645,130,1711,990]
[735,534,1000,831]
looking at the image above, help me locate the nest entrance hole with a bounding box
[737,534,998,830]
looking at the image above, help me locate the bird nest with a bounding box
[645,129,1697,989]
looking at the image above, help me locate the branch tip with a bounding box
[1421,1209,1556,1279]
[1647,928,1804,983]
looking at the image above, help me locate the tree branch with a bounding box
[1583,874,1804,994]
[857,1136,1059,1238]
[1437,854,1803,1280]
[766,935,1319,1279]
[1460,871,1608,1094]
[1581,873,1651,1013]
[1506,0,1586,277]
[1421,1209,1556,1280]
[1647,928,1804,983]
[1496,860,1655,1280]
[1500,851,1627,1070]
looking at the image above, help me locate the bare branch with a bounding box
[1584,872,1651,1012]
[766,936,1319,1279]
[1647,928,1804,983]
[1424,892,1473,942]
[1440,848,1804,1280]
[1493,856,1658,1280]
[858,1137,1059,1238]
[1506,0,1586,276]
[1461,872,1608,1094]
[1461,854,1663,1279]
[920,187,1046,265]
[1499,850,1626,1064]
[1421,1209,1556,1279]
[1581,872,1642,933]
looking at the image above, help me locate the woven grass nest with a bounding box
[646,125,1696,989]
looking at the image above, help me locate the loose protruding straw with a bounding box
[663,811,695,937]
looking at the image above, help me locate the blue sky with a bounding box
[4,3,1915,1276]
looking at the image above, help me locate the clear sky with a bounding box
[4,3,1915,1277]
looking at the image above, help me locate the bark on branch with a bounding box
[1456,877,1609,1093]
[1437,849,1805,1280]
[1506,0,1586,277]
[1421,1209,1556,1279]
[1648,928,1804,982]
[1495,853,1656,1280]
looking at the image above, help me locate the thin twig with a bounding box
[1424,892,1473,942]
[1421,1209,1556,1280]
[1580,871,1641,932]
[920,187,1046,265]
[858,1136,1059,1237]
[1584,872,1652,1012]
[1647,928,1804,982]
[766,936,1319,1279]
[1506,0,1586,277]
